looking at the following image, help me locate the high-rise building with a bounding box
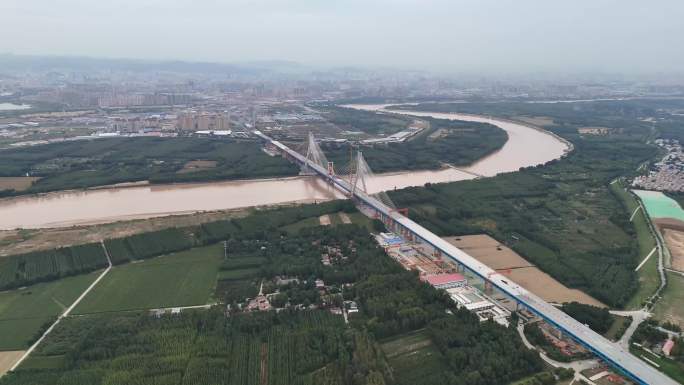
[176,111,230,131]
[216,112,230,130]
[197,113,212,130]
[177,112,197,130]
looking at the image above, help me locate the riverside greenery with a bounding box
[385,100,660,308]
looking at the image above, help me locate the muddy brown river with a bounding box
[0,105,570,229]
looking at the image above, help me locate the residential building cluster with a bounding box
[177,110,231,131]
[632,139,684,192]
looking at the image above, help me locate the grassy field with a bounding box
[73,244,224,314]
[216,268,260,281]
[280,216,321,232]
[0,272,99,350]
[379,330,449,385]
[328,212,344,225]
[346,212,373,231]
[610,180,660,309]
[653,271,684,327]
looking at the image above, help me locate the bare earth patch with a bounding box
[0,350,25,376]
[655,219,684,271]
[176,160,218,174]
[339,212,352,224]
[0,177,40,191]
[0,207,252,256]
[319,215,331,226]
[654,218,684,232]
[514,116,555,127]
[577,126,614,135]
[663,229,684,272]
[445,234,533,269]
[444,234,605,307]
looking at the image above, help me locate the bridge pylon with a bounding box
[301,132,329,176]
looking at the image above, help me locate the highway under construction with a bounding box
[254,130,679,385]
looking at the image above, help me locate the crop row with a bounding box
[0,243,107,290]
[104,228,195,265]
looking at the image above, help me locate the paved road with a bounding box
[610,310,651,351]
[257,131,679,385]
[654,326,683,339]
[516,322,599,384]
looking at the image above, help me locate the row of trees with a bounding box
[2,309,388,385]
[0,242,108,290]
[561,302,614,334]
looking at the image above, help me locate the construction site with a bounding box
[374,231,511,326]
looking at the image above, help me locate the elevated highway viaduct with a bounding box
[254,130,678,385]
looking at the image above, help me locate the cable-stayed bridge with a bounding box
[254,130,678,385]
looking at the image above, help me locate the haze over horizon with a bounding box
[1,0,683,75]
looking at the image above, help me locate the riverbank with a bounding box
[346,104,571,177]
[0,173,342,230]
[382,105,575,156]
[0,109,569,230]
[0,199,330,256]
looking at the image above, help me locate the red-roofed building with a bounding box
[424,273,467,289]
[663,338,675,356]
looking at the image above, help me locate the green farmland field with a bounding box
[0,272,99,350]
[380,329,449,385]
[73,244,224,314]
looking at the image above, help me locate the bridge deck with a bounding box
[254,131,677,385]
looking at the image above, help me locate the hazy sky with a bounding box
[1,0,683,74]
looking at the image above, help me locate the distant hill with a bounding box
[0,53,305,75]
